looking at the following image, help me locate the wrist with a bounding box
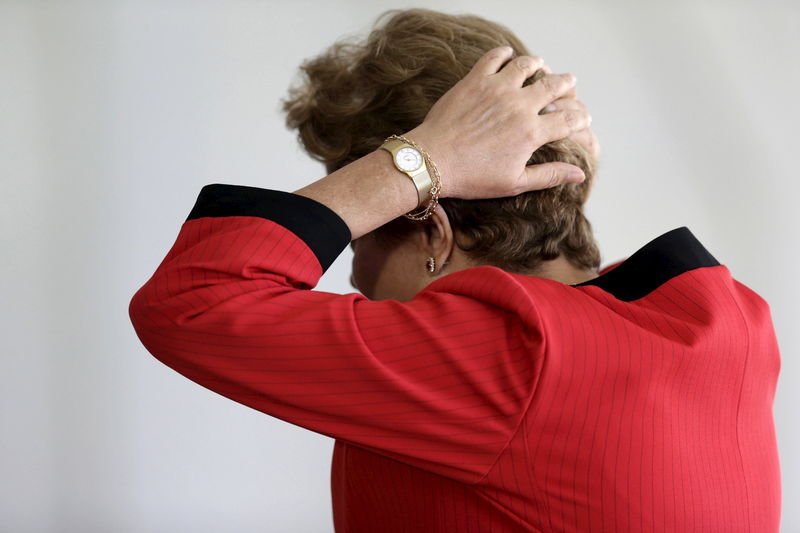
[404,125,454,198]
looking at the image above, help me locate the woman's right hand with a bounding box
[539,63,601,163]
[406,46,592,201]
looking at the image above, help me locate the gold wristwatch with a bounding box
[379,137,433,210]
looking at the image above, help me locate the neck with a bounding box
[529,255,599,285]
[443,249,600,286]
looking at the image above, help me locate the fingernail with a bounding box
[543,103,557,113]
[569,170,586,183]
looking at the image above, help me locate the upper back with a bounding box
[475,233,782,532]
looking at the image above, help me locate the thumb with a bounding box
[521,162,585,191]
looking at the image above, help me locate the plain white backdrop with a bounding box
[2,1,797,531]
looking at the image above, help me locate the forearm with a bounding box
[293,127,434,241]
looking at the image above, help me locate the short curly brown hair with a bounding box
[280,7,601,275]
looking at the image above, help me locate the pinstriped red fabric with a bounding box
[129,184,781,532]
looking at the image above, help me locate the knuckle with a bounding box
[579,109,591,128]
[562,110,577,129]
[546,168,560,189]
[489,49,506,61]
[516,56,533,70]
[590,134,601,154]
[509,57,529,74]
[475,76,492,92]
[540,75,559,100]
[487,80,506,98]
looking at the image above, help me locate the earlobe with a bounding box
[426,256,436,274]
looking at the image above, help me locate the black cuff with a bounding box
[186,184,352,273]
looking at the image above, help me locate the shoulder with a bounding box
[418,265,582,324]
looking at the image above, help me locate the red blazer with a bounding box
[129,184,781,532]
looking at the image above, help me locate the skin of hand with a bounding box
[406,45,592,200]
[294,45,592,241]
[539,63,601,163]
[547,95,601,162]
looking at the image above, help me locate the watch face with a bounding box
[395,146,423,172]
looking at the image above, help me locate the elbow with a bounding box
[129,282,165,331]
[128,285,150,337]
[128,281,179,364]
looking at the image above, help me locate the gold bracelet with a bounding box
[384,134,442,221]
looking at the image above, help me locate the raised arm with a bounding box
[128,46,591,484]
[293,45,590,240]
[129,183,547,483]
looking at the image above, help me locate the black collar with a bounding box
[571,226,720,301]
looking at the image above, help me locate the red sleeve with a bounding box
[128,184,542,484]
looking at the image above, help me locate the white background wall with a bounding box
[2,1,797,531]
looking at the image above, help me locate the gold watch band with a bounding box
[379,138,433,210]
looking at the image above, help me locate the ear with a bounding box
[416,204,455,272]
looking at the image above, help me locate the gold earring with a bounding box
[426,256,435,273]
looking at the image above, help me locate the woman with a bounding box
[129,8,781,532]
